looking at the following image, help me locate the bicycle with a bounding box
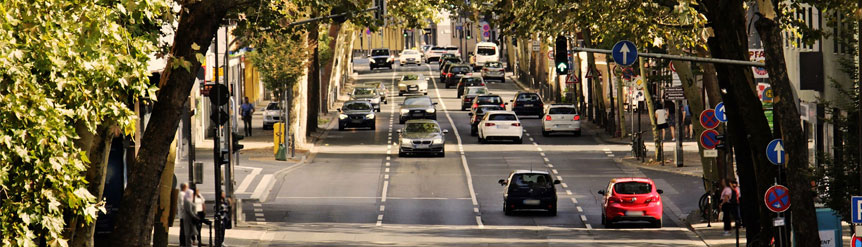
[630,131,647,160]
[698,177,722,226]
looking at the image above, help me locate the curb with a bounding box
[615,156,703,178]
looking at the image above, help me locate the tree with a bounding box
[0,0,167,246]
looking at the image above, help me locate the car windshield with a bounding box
[477,46,495,55]
[549,107,577,114]
[432,47,446,51]
[445,47,459,51]
[266,103,279,110]
[405,123,440,133]
[462,78,482,85]
[485,62,502,68]
[344,102,372,110]
[371,50,390,56]
[475,96,502,104]
[614,182,652,195]
[402,50,418,55]
[517,93,541,101]
[452,67,470,73]
[466,88,488,95]
[511,174,551,188]
[489,114,516,121]
[402,75,420,80]
[404,97,432,105]
[354,88,376,96]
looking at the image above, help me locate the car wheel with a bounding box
[388,65,393,69]
[399,118,405,124]
[338,124,345,131]
[399,92,403,96]
[542,130,550,137]
[423,92,428,95]
[548,205,557,216]
[653,219,662,228]
[370,124,376,130]
[376,108,381,112]
[514,137,523,144]
[438,151,445,157]
[470,127,477,136]
[601,213,607,226]
[445,84,450,89]
[503,202,512,216]
[574,130,582,136]
[398,151,405,157]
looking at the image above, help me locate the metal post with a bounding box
[858,0,862,202]
[212,27,223,246]
[677,100,684,167]
[186,102,195,190]
[223,26,234,202]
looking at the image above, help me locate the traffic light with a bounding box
[209,84,230,125]
[403,30,408,37]
[232,132,245,152]
[374,0,386,21]
[554,35,569,74]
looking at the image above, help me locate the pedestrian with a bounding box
[241,97,254,137]
[216,192,232,246]
[720,179,740,236]
[656,103,669,140]
[665,100,677,141]
[182,188,199,246]
[683,104,692,139]
[178,183,190,246]
[192,189,206,244]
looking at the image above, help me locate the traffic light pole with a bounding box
[212,28,224,247]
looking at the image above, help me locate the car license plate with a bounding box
[351,120,363,124]
[497,124,509,129]
[625,211,644,216]
[407,58,415,61]
[524,104,534,107]
[416,144,430,149]
[523,200,541,206]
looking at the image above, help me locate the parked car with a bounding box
[498,170,560,216]
[350,86,385,112]
[397,119,448,157]
[262,102,281,130]
[477,111,523,144]
[398,96,437,124]
[469,105,504,136]
[361,81,388,102]
[471,94,506,112]
[598,178,664,228]
[398,74,428,96]
[461,86,489,111]
[456,76,485,98]
[398,49,423,66]
[481,61,505,82]
[337,101,376,130]
[444,64,472,88]
[542,104,581,136]
[510,91,544,116]
[472,42,500,69]
[369,48,394,70]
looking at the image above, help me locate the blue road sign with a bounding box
[764,185,790,213]
[852,196,862,223]
[854,235,862,247]
[700,109,719,129]
[715,102,728,122]
[766,139,785,165]
[612,41,638,66]
[700,129,720,149]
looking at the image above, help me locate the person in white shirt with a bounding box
[177,183,189,246]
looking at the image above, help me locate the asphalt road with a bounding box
[257,60,707,246]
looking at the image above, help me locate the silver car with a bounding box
[482,62,505,82]
[397,119,448,157]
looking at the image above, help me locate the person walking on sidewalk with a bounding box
[720,179,740,236]
[178,183,190,246]
[192,189,206,244]
[683,104,692,139]
[182,188,199,246]
[241,97,254,137]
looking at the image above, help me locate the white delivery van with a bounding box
[473,42,500,69]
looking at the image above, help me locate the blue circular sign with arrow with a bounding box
[715,102,728,122]
[612,40,638,67]
[766,139,785,165]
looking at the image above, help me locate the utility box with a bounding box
[273,122,284,155]
[815,208,843,247]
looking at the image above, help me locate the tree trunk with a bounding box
[320,22,343,113]
[108,1,230,245]
[306,11,321,136]
[68,123,115,247]
[695,46,728,183]
[755,13,820,247]
[638,57,661,160]
[152,137,178,247]
[701,0,779,240]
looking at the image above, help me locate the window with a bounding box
[511,174,552,188]
[266,103,280,110]
[353,88,376,96]
[467,88,488,95]
[402,50,418,54]
[549,107,577,115]
[452,67,470,73]
[404,97,432,105]
[613,182,652,195]
[475,96,502,104]
[489,114,517,121]
[344,102,372,110]
[517,93,541,101]
[405,122,440,133]
[402,74,420,80]
[477,46,496,55]
[462,78,482,85]
[485,62,502,68]
[371,49,390,56]
[445,47,459,51]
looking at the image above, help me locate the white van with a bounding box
[473,42,499,69]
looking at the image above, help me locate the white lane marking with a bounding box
[386,156,391,160]
[253,203,262,207]
[608,154,615,157]
[254,208,263,212]
[380,205,385,211]
[385,162,390,167]
[384,168,390,173]
[473,208,479,213]
[551,169,559,174]
[250,174,274,200]
[585,223,593,229]
[384,174,389,180]
[571,197,579,204]
[566,190,573,195]
[529,137,535,142]
[428,64,482,227]
[557,176,563,180]
[533,143,538,147]
[540,152,545,157]
[580,215,588,222]
[381,180,389,202]
[576,206,583,213]
[537,147,543,152]
[378,215,384,220]
[561,183,568,188]
[547,164,554,168]
[525,133,530,136]
[235,166,262,194]
[543,157,550,162]
[255,213,265,217]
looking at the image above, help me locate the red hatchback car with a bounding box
[598,178,664,228]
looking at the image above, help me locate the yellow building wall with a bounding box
[243,59,261,103]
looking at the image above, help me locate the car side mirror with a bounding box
[598,190,605,195]
[396,129,402,133]
[553,180,561,185]
[509,100,513,102]
[384,100,388,104]
[443,129,449,134]
[656,189,664,194]
[337,108,341,112]
[468,113,473,117]
[504,102,509,105]
[498,179,507,186]
[433,102,438,105]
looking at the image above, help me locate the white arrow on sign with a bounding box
[620,44,631,65]
[557,63,567,72]
[773,142,784,164]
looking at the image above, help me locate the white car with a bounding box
[541,104,581,136]
[262,102,281,130]
[478,111,523,144]
[398,74,428,96]
[399,50,423,66]
[473,42,499,69]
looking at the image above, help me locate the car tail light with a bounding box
[499,103,505,108]
[645,196,660,203]
[573,115,580,121]
[480,83,485,86]
[511,123,521,127]
[485,123,496,127]
[483,68,489,72]
[545,115,552,121]
[472,102,478,109]
[463,97,470,102]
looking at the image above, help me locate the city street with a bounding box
[246,61,707,246]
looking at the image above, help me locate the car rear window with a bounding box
[517,93,541,101]
[489,114,516,121]
[266,103,280,110]
[402,75,420,80]
[614,182,652,195]
[485,62,501,68]
[371,49,390,56]
[466,88,488,95]
[462,78,482,84]
[432,47,446,51]
[452,67,470,73]
[511,174,551,188]
[353,88,376,95]
[402,50,418,54]
[477,46,496,55]
[404,97,432,105]
[475,96,503,104]
[549,107,577,115]
[344,102,372,110]
[445,47,459,51]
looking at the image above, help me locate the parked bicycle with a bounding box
[698,177,722,226]
[631,131,647,160]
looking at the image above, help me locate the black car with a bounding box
[456,76,485,98]
[470,94,506,112]
[439,58,463,81]
[511,92,544,116]
[469,105,504,136]
[337,101,376,130]
[461,86,489,111]
[444,64,472,88]
[438,53,457,66]
[399,96,438,124]
[397,119,448,157]
[499,170,560,216]
[369,48,393,70]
